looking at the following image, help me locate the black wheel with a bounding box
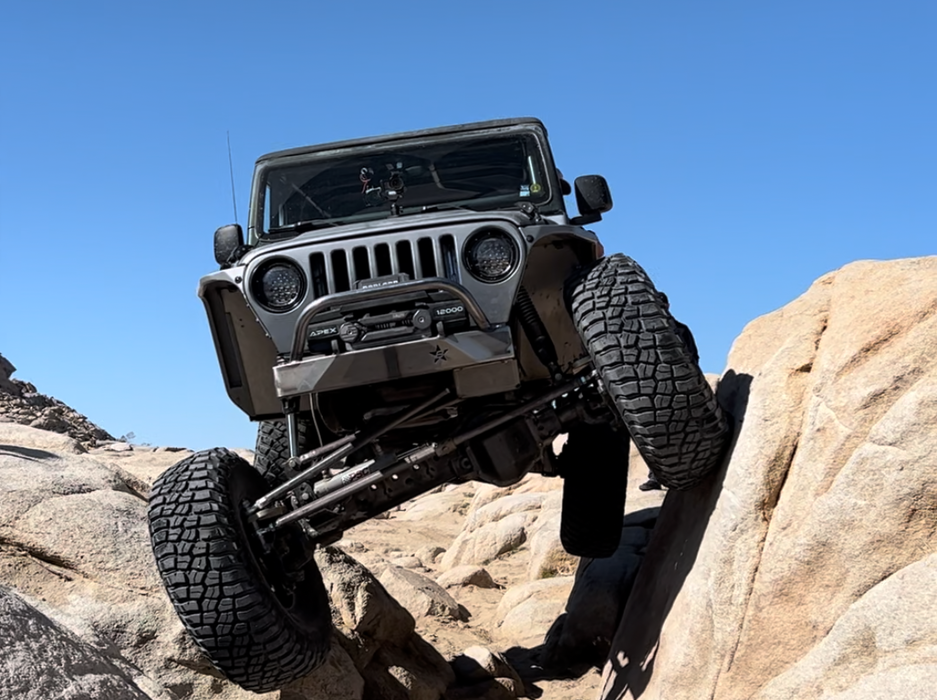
[148,448,331,692]
[570,254,730,490]
[558,423,630,558]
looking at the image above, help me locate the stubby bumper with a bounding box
[272,278,516,398]
[273,327,515,397]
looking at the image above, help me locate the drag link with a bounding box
[251,388,450,513]
[275,454,421,528]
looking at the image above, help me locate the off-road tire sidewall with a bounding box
[148,448,331,692]
[570,254,729,490]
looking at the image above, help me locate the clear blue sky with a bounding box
[1,2,934,450]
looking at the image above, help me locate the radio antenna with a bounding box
[227,131,238,223]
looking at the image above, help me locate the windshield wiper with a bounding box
[419,203,479,213]
[267,220,340,235]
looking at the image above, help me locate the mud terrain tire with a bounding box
[558,423,630,558]
[148,448,331,692]
[570,254,729,489]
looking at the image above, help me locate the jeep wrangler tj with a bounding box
[148,118,729,692]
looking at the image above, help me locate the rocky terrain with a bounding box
[0,358,660,700]
[0,354,113,448]
[1,256,934,699]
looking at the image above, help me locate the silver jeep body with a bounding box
[199,119,600,422]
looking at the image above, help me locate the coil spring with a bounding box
[515,286,559,370]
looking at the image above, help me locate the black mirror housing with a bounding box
[214,224,244,267]
[574,175,613,218]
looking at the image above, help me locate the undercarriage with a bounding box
[246,367,614,550]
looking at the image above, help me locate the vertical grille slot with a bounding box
[317,232,463,295]
[417,237,437,277]
[440,234,458,280]
[396,241,415,278]
[331,250,350,292]
[375,243,393,276]
[352,246,371,282]
[309,252,328,298]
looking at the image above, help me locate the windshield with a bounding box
[257,132,552,235]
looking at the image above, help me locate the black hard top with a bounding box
[256,117,547,164]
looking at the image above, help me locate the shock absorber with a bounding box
[515,286,561,379]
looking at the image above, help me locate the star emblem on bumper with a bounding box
[430,345,449,364]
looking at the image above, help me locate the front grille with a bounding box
[309,233,459,298]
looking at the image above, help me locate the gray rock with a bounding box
[104,441,134,452]
[9,489,156,585]
[0,354,16,390]
[29,412,72,433]
[542,520,655,670]
[389,555,425,569]
[0,357,114,447]
[0,585,154,700]
[0,425,461,700]
[0,440,142,534]
[0,421,86,455]
[451,645,524,693]
[416,544,446,567]
[315,545,416,655]
[361,633,455,700]
[379,565,470,621]
[492,577,574,648]
[280,642,365,700]
[436,565,498,590]
[440,512,533,570]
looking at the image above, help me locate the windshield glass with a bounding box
[257,132,552,235]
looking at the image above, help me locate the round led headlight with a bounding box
[252,260,306,312]
[464,229,519,283]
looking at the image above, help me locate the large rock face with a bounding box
[600,257,937,700]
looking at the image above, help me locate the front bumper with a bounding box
[273,326,515,397]
[272,277,514,398]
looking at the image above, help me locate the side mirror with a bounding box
[214,224,244,267]
[572,175,613,225]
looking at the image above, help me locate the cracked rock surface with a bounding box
[600,256,937,700]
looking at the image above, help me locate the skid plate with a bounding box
[273,327,515,397]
